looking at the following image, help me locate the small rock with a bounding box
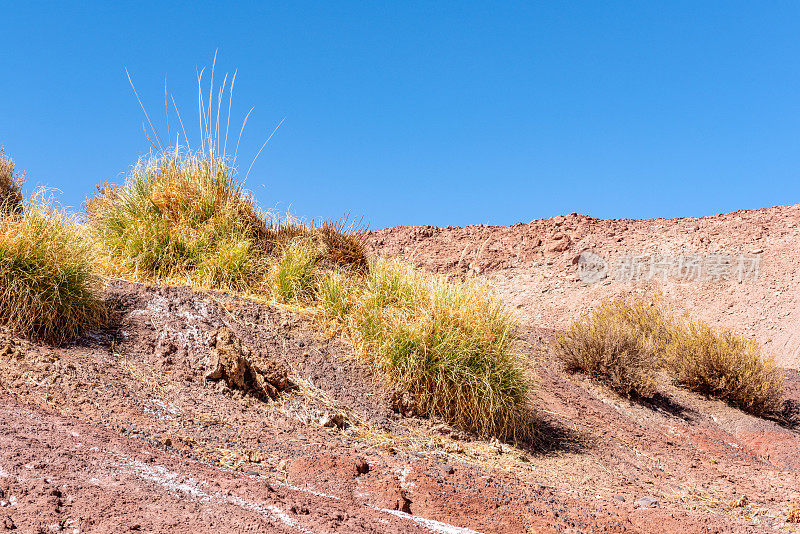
[635,496,660,508]
[205,327,292,399]
[245,470,259,476]
[612,495,626,502]
[277,459,289,471]
[432,423,452,435]
[390,391,419,417]
[489,437,504,455]
[729,496,748,508]
[354,457,369,475]
[320,412,346,429]
[441,464,454,475]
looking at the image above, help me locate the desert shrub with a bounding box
[313,221,368,272]
[87,151,264,289]
[665,320,784,416]
[0,149,23,215]
[558,295,785,416]
[554,297,668,397]
[0,200,107,343]
[350,259,533,441]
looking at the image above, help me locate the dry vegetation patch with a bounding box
[556,295,784,416]
[553,297,669,398]
[0,200,107,344]
[87,151,368,294]
[665,320,784,416]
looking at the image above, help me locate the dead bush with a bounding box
[665,320,784,416]
[553,297,663,398]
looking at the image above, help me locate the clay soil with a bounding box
[1,204,799,532]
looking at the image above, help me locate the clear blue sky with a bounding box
[2,2,800,229]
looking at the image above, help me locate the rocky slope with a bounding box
[370,203,800,367]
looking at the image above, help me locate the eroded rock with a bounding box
[204,327,292,400]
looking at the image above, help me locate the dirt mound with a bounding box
[369,203,800,367]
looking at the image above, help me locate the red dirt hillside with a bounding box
[0,206,798,532]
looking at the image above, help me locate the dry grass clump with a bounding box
[665,320,784,416]
[557,295,784,416]
[553,297,668,398]
[320,259,534,441]
[0,149,23,215]
[0,199,107,343]
[87,151,263,289]
[88,150,368,293]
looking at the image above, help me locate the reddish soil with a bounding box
[1,204,799,532]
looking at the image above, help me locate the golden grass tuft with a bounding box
[553,297,669,398]
[272,237,320,302]
[87,150,368,292]
[320,259,535,442]
[665,320,784,416]
[87,150,264,290]
[0,197,107,344]
[0,148,23,216]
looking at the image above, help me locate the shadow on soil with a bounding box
[521,416,586,455]
[640,392,699,422]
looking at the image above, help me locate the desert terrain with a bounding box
[0,204,799,533]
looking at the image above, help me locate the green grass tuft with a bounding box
[273,238,319,302]
[87,150,263,289]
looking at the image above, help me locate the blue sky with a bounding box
[2,2,800,229]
